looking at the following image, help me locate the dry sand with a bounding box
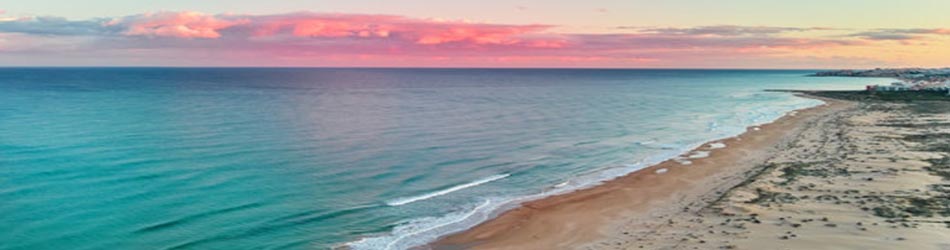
[430,95,950,250]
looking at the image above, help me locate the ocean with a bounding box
[0,68,891,250]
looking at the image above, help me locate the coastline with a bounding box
[428,94,850,249]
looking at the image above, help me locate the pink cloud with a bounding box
[99,12,567,49]
[0,11,942,67]
[107,11,248,38]
[248,14,398,38]
[243,13,558,47]
[87,12,867,53]
[411,24,545,45]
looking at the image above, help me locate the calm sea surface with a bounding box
[0,68,890,249]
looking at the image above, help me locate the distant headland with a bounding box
[813,68,950,92]
[812,68,950,82]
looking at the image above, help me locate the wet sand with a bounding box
[430,94,950,249]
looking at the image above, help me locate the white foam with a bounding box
[706,121,719,132]
[348,199,498,250]
[708,142,726,149]
[672,157,693,165]
[655,168,669,174]
[634,140,656,145]
[386,174,510,206]
[349,165,651,250]
[687,151,710,159]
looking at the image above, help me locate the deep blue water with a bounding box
[0,68,890,250]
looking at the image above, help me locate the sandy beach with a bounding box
[431,92,950,250]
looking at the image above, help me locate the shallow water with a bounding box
[0,68,890,249]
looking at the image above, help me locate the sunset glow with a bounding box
[1,1,948,68]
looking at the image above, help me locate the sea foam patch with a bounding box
[687,151,710,159]
[672,156,693,165]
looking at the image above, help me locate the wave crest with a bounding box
[386,174,510,206]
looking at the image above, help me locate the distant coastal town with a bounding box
[813,68,950,92]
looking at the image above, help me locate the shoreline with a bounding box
[428,94,849,249]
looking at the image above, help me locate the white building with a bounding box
[875,82,911,91]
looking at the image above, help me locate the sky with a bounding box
[0,0,948,68]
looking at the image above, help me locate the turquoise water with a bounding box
[0,68,890,250]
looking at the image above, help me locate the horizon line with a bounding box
[0,66,860,71]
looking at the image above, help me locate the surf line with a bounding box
[386,174,511,206]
